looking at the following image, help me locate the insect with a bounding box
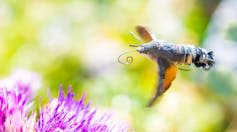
[119,25,215,107]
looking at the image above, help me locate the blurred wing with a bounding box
[147,57,177,107]
[136,25,156,42]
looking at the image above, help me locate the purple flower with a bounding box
[0,87,36,131]
[0,70,128,132]
[37,85,128,132]
[0,69,39,131]
[0,69,41,100]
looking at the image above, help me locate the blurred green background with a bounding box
[0,0,237,131]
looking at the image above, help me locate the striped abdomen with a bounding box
[169,44,197,65]
[154,43,197,65]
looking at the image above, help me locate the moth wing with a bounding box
[135,25,157,42]
[147,57,177,107]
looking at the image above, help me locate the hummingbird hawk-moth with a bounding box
[119,25,215,107]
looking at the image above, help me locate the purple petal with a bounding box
[37,85,128,132]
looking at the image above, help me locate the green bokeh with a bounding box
[1,0,235,132]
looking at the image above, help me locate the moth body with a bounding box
[137,41,215,70]
[125,25,215,107]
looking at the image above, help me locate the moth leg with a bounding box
[178,65,191,71]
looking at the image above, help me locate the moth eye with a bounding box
[142,49,148,54]
[137,47,147,54]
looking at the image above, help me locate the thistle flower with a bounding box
[0,69,39,131]
[0,70,128,132]
[0,69,41,100]
[0,87,36,131]
[37,85,128,132]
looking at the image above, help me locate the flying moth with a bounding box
[120,25,215,107]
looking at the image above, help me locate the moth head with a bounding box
[129,44,146,53]
[129,42,156,55]
[137,46,149,54]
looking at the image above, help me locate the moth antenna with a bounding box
[130,32,143,43]
[118,50,137,65]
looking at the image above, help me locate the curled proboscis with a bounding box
[118,50,136,65]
